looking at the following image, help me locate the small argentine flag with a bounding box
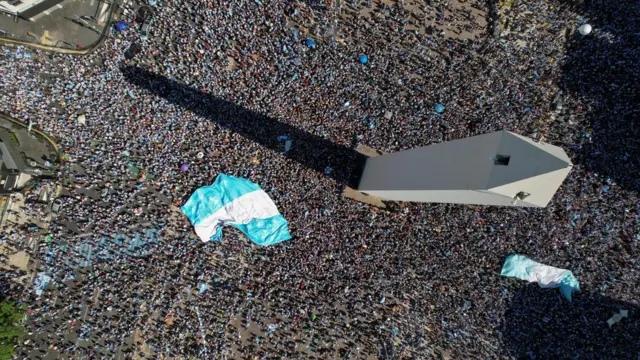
[501,254,580,301]
[181,174,291,246]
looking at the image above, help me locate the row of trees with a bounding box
[0,301,25,360]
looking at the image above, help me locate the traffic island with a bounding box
[0,112,59,233]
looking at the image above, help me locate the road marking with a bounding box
[98,2,109,23]
[31,12,47,20]
[40,30,55,45]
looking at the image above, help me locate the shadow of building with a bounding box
[120,65,364,190]
[501,285,639,359]
[556,0,640,194]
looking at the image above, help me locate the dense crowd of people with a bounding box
[0,0,638,358]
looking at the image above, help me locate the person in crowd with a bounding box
[0,0,637,358]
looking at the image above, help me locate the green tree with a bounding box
[0,301,25,360]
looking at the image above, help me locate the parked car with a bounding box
[136,5,152,23]
[124,42,142,60]
[51,198,63,213]
[140,16,152,41]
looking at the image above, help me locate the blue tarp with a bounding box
[115,21,127,32]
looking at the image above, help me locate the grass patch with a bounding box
[0,301,26,360]
[7,131,19,146]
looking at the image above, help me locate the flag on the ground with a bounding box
[500,254,580,301]
[181,174,291,246]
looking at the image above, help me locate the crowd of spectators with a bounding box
[0,0,638,358]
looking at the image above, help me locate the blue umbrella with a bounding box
[115,20,127,32]
[435,104,445,113]
[305,39,316,48]
[359,55,368,64]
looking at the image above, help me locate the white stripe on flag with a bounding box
[193,190,280,242]
[529,264,570,288]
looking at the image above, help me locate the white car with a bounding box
[51,199,63,213]
[140,17,152,41]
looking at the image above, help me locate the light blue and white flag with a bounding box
[34,272,52,297]
[500,254,580,301]
[181,174,291,246]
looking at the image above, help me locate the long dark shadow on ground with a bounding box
[120,65,364,186]
[502,285,639,359]
[0,270,26,301]
[556,0,640,194]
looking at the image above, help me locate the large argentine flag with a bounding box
[501,254,580,301]
[181,174,291,246]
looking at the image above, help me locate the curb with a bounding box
[0,0,119,56]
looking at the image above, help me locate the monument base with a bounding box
[342,144,387,208]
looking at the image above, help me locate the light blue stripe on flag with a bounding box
[501,254,580,301]
[181,174,262,226]
[234,215,291,246]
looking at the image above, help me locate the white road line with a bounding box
[98,3,109,22]
[31,12,48,20]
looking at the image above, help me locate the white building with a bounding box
[357,130,572,207]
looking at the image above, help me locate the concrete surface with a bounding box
[8,250,30,270]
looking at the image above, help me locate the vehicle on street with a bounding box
[51,198,63,213]
[140,14,152,41]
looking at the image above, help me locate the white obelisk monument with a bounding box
[356,130,572,207]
